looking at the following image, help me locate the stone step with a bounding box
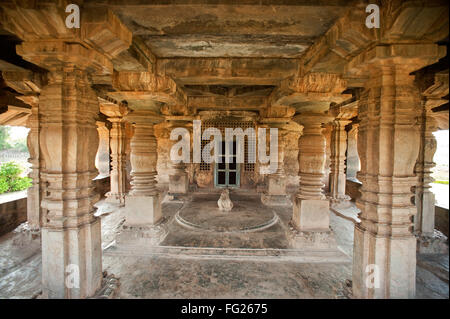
[104,243,351,263]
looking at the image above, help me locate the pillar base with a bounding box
[292,197,330,232]
[169,173,189,195]
[329,194,351,204]
[287,224,338,250]
[124,194,162,225]
[116,222,168,248]
[105,192,125,206]
[41,218,102,299]
[416,231,449,254]
[261,193,291,206]
[267,175,286,196]
[352,225,416,299]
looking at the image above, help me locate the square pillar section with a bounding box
[119,111,166,247]
[349,44,446,299]
[291,113,336,250]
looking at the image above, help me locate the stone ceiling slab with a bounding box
[102,4,350,58]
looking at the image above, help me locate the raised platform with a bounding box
[105,191,350,263]
[175,195,278,233]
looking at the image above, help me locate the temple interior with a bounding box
[0,0,448,299]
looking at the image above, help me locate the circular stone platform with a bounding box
[175,195,278,233]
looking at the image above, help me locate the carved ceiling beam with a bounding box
[156,58,299,86]
[269,72,351,111]
[111,71,187,107]
[187,95,268,113]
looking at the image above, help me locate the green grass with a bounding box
[433,180,449,185]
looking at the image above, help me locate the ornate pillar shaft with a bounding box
[124,112,163,226]
[168,119,191,196]
[107,118,127,204]
[260,124,290,206]
[414,108,437,236]
[25,97,42,230]
[349,44,445,298]
[329,119,351,200]
[346,123,360,180]
[95,121,110,177]
[292,113,333,232]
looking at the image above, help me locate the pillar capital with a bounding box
[293,112,333,129]
[346,43,446,78]
[125,110,164,125]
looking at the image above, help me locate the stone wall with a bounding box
[435,205,449,237]
[0,195,27,237]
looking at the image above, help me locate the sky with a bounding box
[433,130,449,167]
[8,126,30,143]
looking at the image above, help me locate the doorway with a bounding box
[214,140,240,188]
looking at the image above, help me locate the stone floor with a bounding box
[0,193,448,299]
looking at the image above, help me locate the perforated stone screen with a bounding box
[200,120,255,172]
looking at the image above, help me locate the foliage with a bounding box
[12,140,28,152]
[0,161,32,194]
[0,126,12,150]
[433,180,449,185]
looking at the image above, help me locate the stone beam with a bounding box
[188,95,268,112]
[157,58,298,85]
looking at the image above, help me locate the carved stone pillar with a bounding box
[95,121,110,178]
[329,119,351,201]
[168,119,191,197]
[349,44,445,299]
[261,126,290,206]
[414,111,437,236]
[17,41,108,298]
[291,113,335,249]
[100,101,129,205]
[118,111,165,246]
[125,122,134,192]
[346,123,360,180]
[24,96,42,230]
[414,71,448,253]
[106,118,127,204]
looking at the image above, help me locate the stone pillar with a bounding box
[349,44,445,299]
[17,42,106,298]
[346,123,360,180]
[291,113,335,249]
[118,111,166,246]
[261,127,289,206]
[168,120,191,197]
[95,121,110,178]
[125,122,134,192]
[329,119,351,201]
[414,111,437,237]
[106,118,127,205]
[25,96,42,230]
